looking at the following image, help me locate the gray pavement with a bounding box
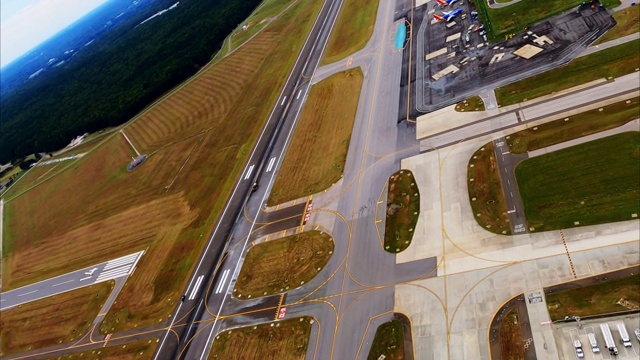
[493,138,528,234]
[420,72,640,150]
[528,119,639,157]
[0,250,143,311]
[580,32,640,57]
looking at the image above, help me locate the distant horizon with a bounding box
[0,0,109,69]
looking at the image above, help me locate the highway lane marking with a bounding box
[80,276,93,281]
[244,165,255,180]
[507,179,511,185]
[52,279,74,287]
[189,275,205,300]
[215,269,231,294]
[18,290,37,296]
[510,191,514,198]
[296,90,302,99]
[266,157,276,172]
[280,96,287,106]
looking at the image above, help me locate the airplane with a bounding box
[436,0,459,6]
[433,8,463,22]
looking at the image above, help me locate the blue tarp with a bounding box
[395,22,407,50]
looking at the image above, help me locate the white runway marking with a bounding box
[189,275,204,300]
[280,96,287,106]
[18,290,37,297]
[244,165,255,180]
[52,279,74,287]
[104,253,139,270]
[296,90,302,99]
[215,269,231,294]
[266,157,276,172]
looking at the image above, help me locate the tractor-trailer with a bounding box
[617,322,632,347]
[601,323,619,355]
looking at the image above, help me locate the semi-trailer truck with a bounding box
[587,332,600,353]
[573,339,585,358]
[601,323,619,355]
[617,322,632,348]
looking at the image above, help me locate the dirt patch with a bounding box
[209,317,313,360]
[234,231,333,299]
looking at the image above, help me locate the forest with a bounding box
[0,0,262,164]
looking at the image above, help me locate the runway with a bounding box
[0,251,143,311]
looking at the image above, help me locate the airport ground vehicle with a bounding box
[601,323,619,355]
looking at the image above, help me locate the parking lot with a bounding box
[554,314,640,360]
[404,0,616,117]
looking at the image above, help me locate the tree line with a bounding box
[0,0,262,164]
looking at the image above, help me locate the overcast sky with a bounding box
[1,0,108,68]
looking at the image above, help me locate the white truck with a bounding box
[635,328,640,342]
[587,332,600,353]
[573,339,585,358]
[617,322,633,347]
[601,323,619,355]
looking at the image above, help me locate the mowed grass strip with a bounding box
[384,170,420,253]
[546,274,640,321]
[234,231,333,299]
[209,317,313,360]
[467,142,511,235]
[3,0,325,335]
[231,0,297,50]
[595,5,640,44]
[499,308,525,360]
[43,339,157,360]
[367,320,405,360]
[516,132,640,232]
[1,281,113,356]
[473,0,620,42]
[321,0,379,64]
[495,39,640,106]
[507,97,640,153]
[268,68,363,205]
[455,95,485,112]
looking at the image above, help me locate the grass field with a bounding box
[321,0,379,64]
[384,170,420,253]
[3,0,325,336]
[234,231,333,298]
[43,339,157,360]
[209,317,313,360]
[1,282,113,356]
[546,274,640,321]
[230,0,298,51]
[455,96,485,112]
[507,97,639,153]
[473,0,620,42]
[268,68,363,205]
[499,308,525,360]
[467,142,511,235]
[594,5,639,44]
[367,320,405,360]
[495,39,640,106]
[516,132,640,232]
